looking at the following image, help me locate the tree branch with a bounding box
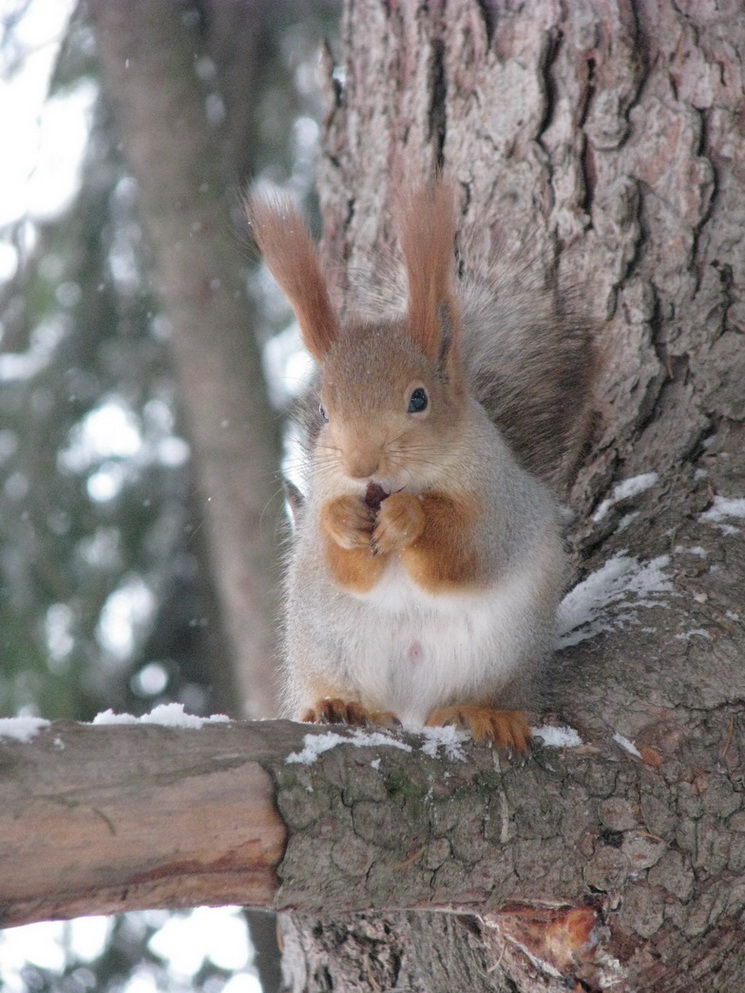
[0,708,739,923]
[0,720,285,926]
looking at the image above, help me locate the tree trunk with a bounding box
[89,0,283,719]
[282,0,745,989]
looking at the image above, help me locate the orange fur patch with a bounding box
[321,495,389,592]
[401,490,484,592]
[324,536,389,593]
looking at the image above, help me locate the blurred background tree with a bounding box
[0,0,339,989]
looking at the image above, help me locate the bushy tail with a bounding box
[461,264,597,490]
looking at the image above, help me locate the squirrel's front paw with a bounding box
[322,496,375,550]
[372,491,426,554]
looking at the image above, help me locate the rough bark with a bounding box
[88,0,283,719]
[282,0,745,989]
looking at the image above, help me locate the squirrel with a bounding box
[248,179,594,751]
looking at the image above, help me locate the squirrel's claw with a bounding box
[425,705,533,754]
[302,697,401,728]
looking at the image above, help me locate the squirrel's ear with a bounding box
[247,191,338,363]
[397,179,462,364]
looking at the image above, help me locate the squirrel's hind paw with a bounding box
[302,697,401,729]
[426,705,532,754]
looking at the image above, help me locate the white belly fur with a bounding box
[332,557,547,727]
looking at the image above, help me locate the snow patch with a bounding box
[419,725,469,761]
[532,724,584,748]
[674,628,712,642]
[0,716,50,741]
[91,709,139,726]
[616,511,639,533]
[140,704,230,728]
[674,545,707,558]
[593,472,658,522]
[92,703,230,728]
[700,495,745,534]
[557,553,675,649]
[285,725,485,766]
[285,728,413,765]
[613,732,642,759]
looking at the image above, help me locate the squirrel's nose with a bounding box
[344,449,380,480]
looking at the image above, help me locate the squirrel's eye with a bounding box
[407,387,428,414]
[318,404,329,422]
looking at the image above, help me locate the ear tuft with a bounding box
[397,179,461,361]
[247,190,338,362]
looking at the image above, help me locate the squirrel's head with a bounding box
[248,180,465,493]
